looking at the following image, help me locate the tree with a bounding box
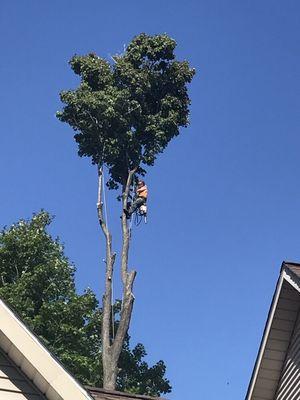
[0,211,171,396]
[57,33,195,390]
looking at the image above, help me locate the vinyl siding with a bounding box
[250,281,300,400]
[274,311,300,400]
[0,349,45,399]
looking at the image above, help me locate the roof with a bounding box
[87,387,164,400]
[0,297,165,400]
[245,261,300,400]
[0,297,94,400]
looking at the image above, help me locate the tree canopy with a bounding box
[57,33,195,189]
[0,211,171,396]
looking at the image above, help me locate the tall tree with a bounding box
[0,211,171,396]
[57,33,195,390]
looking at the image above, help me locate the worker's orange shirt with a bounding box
[137,185,148,199]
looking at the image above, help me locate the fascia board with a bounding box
[245,271,285,400]
[282,268,300,293]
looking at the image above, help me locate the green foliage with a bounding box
[57,33,195,189]
[0,211,171,396]
[118,341,171,396]
[0,211,101,385]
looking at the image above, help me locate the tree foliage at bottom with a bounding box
[0,211,171,396]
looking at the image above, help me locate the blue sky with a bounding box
[1,1,300,398]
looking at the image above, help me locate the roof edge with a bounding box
[281,260,300,272]
[245,268,285,400]
[0,297,94,400]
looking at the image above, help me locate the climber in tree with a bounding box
[124,180,148,219]
[57,33,195,391]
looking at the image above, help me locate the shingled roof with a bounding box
[246,261,300,400]
[87,387,164,400]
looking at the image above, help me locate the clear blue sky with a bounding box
[1,1,300,399]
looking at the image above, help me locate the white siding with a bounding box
[0,349,44,399]
[274,311,300,400]
[251,281,300,400]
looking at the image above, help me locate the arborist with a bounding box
[124,180,148,219]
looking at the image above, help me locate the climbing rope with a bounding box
[101,166,109,231]
[134,212,143,226]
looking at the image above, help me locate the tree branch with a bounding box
[121,168,137,284]
[111,270,136,365]
[100,165,138,389]
[108,168,138,371]
[97,165,116,386]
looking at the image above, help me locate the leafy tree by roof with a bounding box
[0,211,171,396]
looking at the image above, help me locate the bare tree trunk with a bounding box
[97,166,137,390]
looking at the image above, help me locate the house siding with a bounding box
[274,307,300,400]
[0,349,44,399]
[249,281,300,400]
